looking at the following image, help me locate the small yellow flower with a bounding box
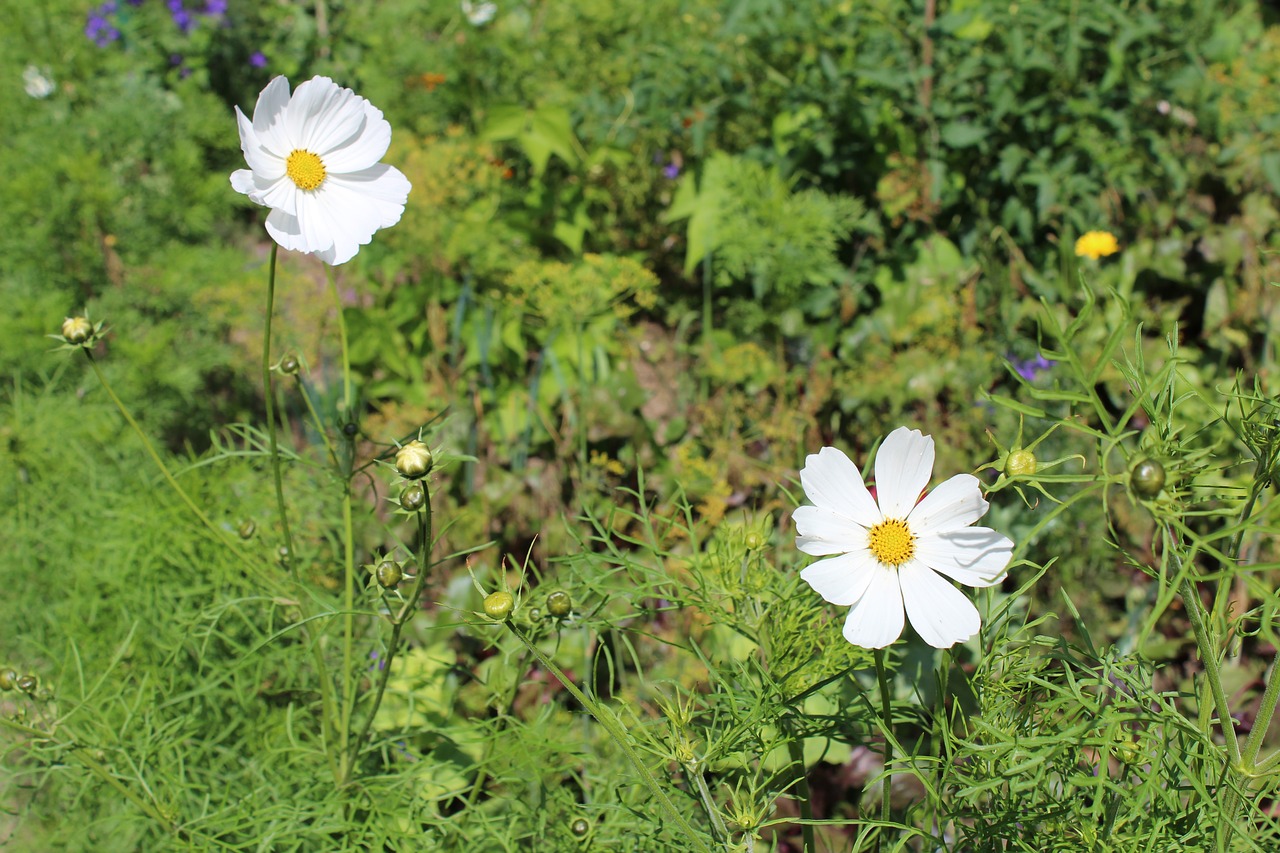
[1074,230,1120,260]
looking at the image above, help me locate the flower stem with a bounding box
[261,243,297,582]
[346,489,434,777]
[873,648,894,852]
[505,621,711,853]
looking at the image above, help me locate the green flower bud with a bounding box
[16,674,37,694]
[0,670,16,691]
[277,545,291,563]
[237,519,256,540]
[279,354,300,375]
[342,422,359,438]
[527,607,542,622]
[571,818,590,838]
[1005,449,1038,477]
[483,591,515,621]
[400,482,427,512]
[744,531,765,550]
[1130,458,1166,499]
[375,561,403,589]
[395,440,433,479]
[547,590,572,619]
[61,316,93,345]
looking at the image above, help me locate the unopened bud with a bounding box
[237,519,256,540]
[61,317,93,345]
[16,674,37,694]
[395,440,433,479]
[0,670,16,691]
[375,561,403,589]
[279,354,300,375]
[547,590,572,619]
[400,482,427,512]
[483,591,515,621]
[1005,449,1038,477]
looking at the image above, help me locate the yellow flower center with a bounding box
[286,149,326,191]
[868,518,915,567]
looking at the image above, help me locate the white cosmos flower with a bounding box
[230,75,411,266]
[794,427,1014,649]
[461,0,497,25]
[23,65,55,99]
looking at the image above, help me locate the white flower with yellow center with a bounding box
[230,75,411,265]
[794,427,1014,649]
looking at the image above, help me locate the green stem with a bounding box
[337,486,357,779]
[1244,657,1280,771]
[346,489,434,776]
[297,379,339,468]
[261,244,297,582]
[689,762,728,842]
[787,735,816,853]
[327,266,353,417]
[505,622,711,853]
[873,648,894,851]
[1177,573,1241,764]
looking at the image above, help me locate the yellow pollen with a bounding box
[286,149,326,190]
[868,518,915,567]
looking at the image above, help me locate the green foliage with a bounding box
[4,0,1280,849]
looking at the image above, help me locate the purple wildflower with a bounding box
[168,0,195,32]
[204,0,228,15]
[663,162,681,179]
[1012,354,1054,381]
[85,2,121,47]
[249,51,268,68]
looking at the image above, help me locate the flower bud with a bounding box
[375,561,403,588]
[279,354,300,375]
[342,422,359,438]
[16,674,37,694]
[744,531,765,550]
[1005,449,1038,477]
[400,482,427,512]
[61,316,93,345]
[0,670,16,691]
[395,440,433,479]
[571,818,589,837]
[547,590,572,619]
[237,519,256,540]
[1130,458,1166,499]
[483,591,515,621]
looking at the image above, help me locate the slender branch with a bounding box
[874,648,894,853]
[505,621,712,853]
[261,244,297,582]
[346,486,434,775]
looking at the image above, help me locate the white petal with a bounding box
[323,164,411,227]
[250,173,299,216]
[915,528,1012,588]
[874,427,934,518]
[840,563,904,648]
[907,473,988,536]
[323,100,393,173]
[286,76,366,156]
[800,446,881,525]
[264,207,313,256]
[251,76,293,152]
[794,506,867,556]
[800,549,880,605]
[898,560,980,648]
[230,169,258,198]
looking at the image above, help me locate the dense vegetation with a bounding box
[3,1,1280,849]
